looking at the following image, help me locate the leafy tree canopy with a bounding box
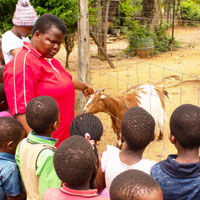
[0,0,79,36]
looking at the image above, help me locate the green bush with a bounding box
[181,0,200,25]
[126,21,177,56]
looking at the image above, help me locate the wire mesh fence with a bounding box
[87,10,200,161]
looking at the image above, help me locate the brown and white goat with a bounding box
[83,84,168,147]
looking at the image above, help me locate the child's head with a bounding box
[0,117,25,154]
[0,83,8,111]
[32,14,66,59]
[0,67,5,83]
[170,104,200,149]
[110,169,163,200]
[53,135,96,188]
[121,107,155,151]
[0,40,5,67]
[70,113,103,142]
[26,96,59,135]
[12,0,38,37]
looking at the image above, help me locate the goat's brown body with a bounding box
[84,85,168,144]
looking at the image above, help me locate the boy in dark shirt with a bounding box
[0,117,26,200]
[151,104,200,200]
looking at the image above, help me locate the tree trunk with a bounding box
[63,34,75,68]
[142,0,160,32]
[177,0,182,25]
[96,0,103,57]
[102,0,110,53]
[78,0,90,110]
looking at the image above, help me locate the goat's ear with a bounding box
[100,94,106,99]
[96,88,105,94]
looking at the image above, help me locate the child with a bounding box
[70,113,104,190]
[42,135,109,200]
[0,40,5,67]
[0,117,26,200]
[151,104,200,200]
[2,0,37,64]
[110,169,163,200]
[0,83,12,118]
[0,67,5,83]
[99,106,156,196]
[0,83,8,111]
[15,96,61,200]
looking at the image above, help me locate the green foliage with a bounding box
[126,21,153,55]
[126,21,175,56]
[153,22,172,53]
[0,0,17,35]
[118,0,142,27]
[30,0,79,35]
[181,0,200,25]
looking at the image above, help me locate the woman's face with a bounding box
[33,25,65,58]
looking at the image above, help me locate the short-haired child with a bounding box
[42,135,109,200]
[151,104,200,200]
[0,40,5,68]
[15,96,61,200]
[99,106,156,197]
[0,117,26,200]
[110,169,163,200]
[70,113,104,190]
[0,83,12,118]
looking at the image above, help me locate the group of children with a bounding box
[0,1,200,200]
[1,89,200,200]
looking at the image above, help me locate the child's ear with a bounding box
[53,121,59,131]
[168,132,176,144]
[7,141,14,150]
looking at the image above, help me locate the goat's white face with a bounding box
[83,93,106,114]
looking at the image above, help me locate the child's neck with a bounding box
[11,26,22,39]
[67,182,90,191]
[119,147,144,165]
[34,131,52,138]
[176,147,199,164]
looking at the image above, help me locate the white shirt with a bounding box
[101,145,156,191]
[2,30,30,64]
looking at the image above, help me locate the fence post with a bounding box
[78,0,90,111]
[171,0,176,55]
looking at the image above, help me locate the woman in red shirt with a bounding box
[4,14,93,147]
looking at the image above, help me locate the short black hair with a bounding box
[0,117,24,144]
[0,68,4,83]
[32,14,67,35]
[121,107,155,151]
[170,104,200,148]
[0,83,6,102]
[70,113,103,141]
[110,169,161,200]
[53,135,96,186]
[26,96,59,134]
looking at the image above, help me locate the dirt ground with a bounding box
[55,26,200,162]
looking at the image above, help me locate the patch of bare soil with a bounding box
[56,26,200,161]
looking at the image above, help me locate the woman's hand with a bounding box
[82,84,94,97]
[73,79,94,97]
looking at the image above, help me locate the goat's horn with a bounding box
[95,88,105,94]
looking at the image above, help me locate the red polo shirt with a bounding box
[3,42,75,146]
[42,184,109,200]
